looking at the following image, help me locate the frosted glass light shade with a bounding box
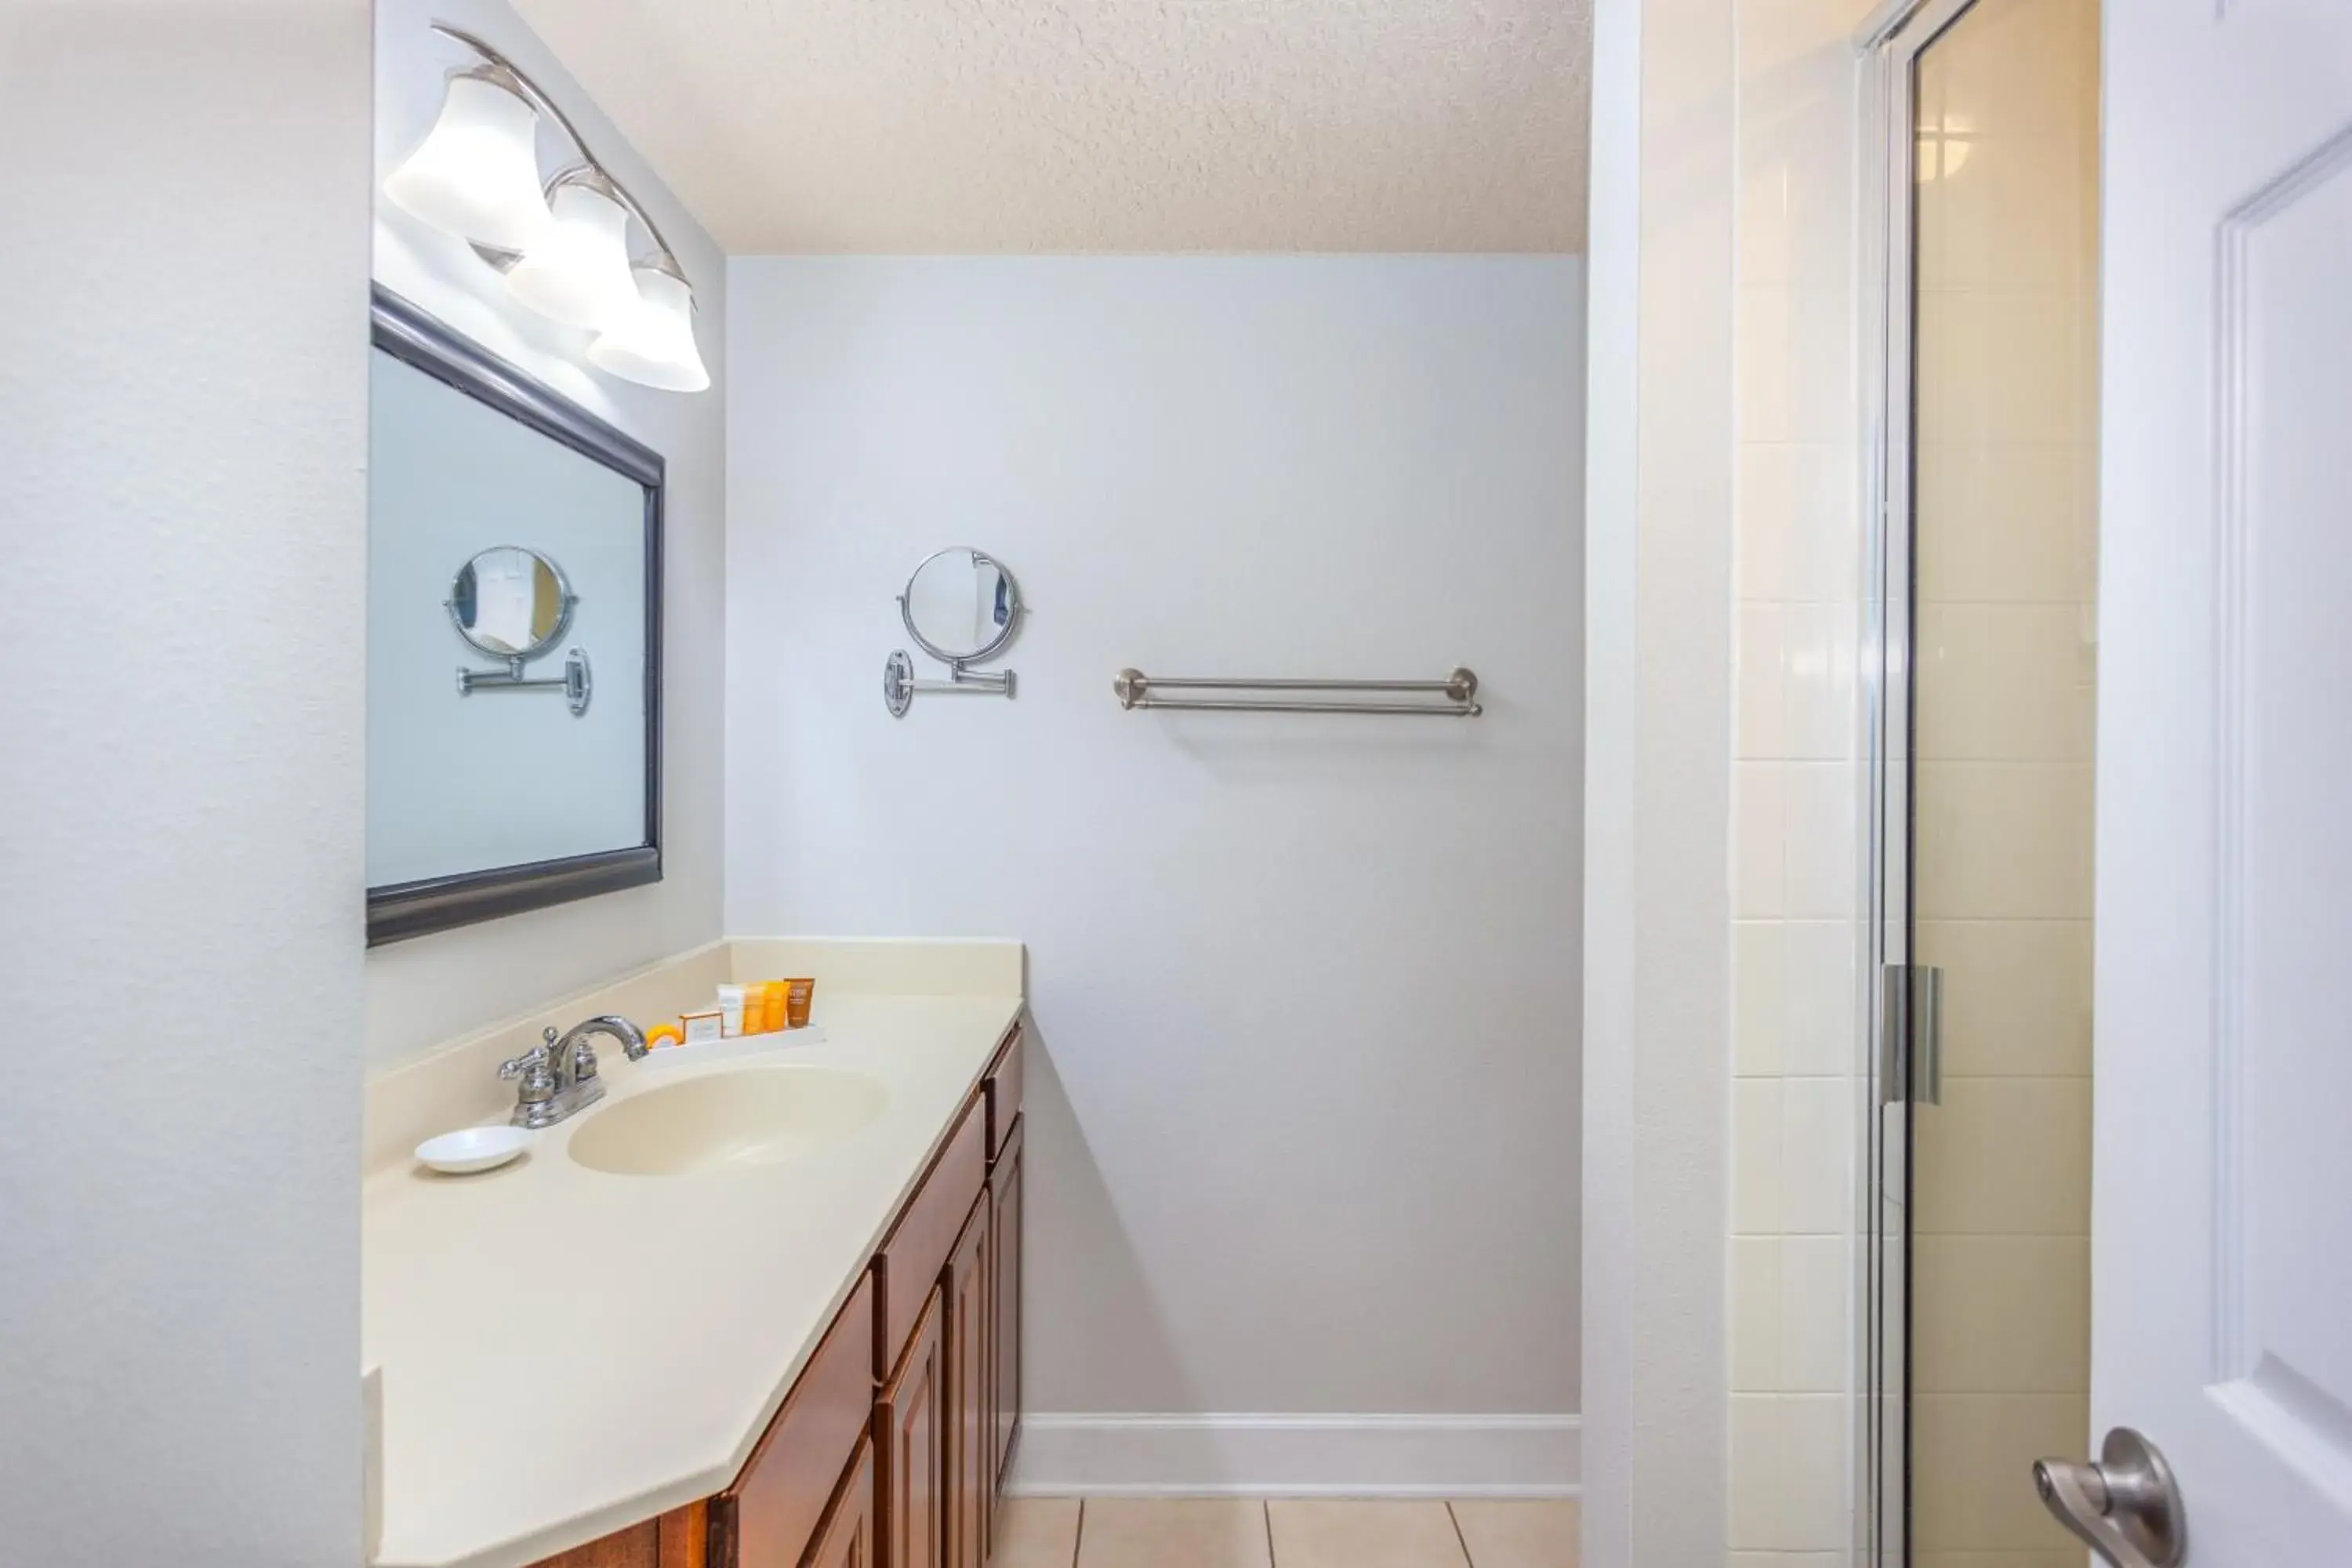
[384,71,553,252]
[505,181,640,330]
[589,267,711,392]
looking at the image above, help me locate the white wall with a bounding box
[1580,0,1737,1560]
[726,257,1584,1460]
[367,0,728,1065]
[0,2,371,1559]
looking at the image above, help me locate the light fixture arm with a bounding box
[427,20,687,279]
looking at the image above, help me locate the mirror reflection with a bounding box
[449,546,575,661]
[900,547,1019,665]
[368,285,662,945]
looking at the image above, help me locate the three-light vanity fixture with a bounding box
[384,23,710,394]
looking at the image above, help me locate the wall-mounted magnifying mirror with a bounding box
[885,547,1021,717]
[902,546,1019,665]
[448,546,592,717]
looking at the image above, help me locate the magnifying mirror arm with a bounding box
[457,646,593,717]
[944,661,1014,695]
[884,649,1016,717]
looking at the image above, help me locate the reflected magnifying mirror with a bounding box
[450,545,574,658]
[448,546,590,716]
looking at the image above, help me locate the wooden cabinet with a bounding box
[523,1019,1025,1568]
[945,1191,993,1568]
[873,1104,986,1379]
[804,1440,877,1568]
[982,1031,1023,1162]
[876,1287,946,1568]
[714,1273,875,1567]
[524,1520,662,1568]
[525,1504,706,1568]
[989,1114,1024,1496]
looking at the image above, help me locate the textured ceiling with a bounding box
[507,0,1592,254]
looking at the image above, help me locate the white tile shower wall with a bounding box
[1727,0,1872,1559]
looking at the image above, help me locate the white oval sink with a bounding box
[568,1065,889,1177]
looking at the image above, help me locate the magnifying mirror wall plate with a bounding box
[885,547,1022,718]
[447,545,593,716]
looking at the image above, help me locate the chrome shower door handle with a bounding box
[1912,964,1941,1105]
[2033,1428,2186,1567]
[1878,963,1944,1105]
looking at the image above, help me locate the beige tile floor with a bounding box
[994,1497,1579,1568]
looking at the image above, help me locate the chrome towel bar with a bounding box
[1112,667,1482,717]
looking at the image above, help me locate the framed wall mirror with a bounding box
[367,285,663,945]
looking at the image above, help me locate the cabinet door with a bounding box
[945,1191,992,1568]
[989,1116,1023,1497]
[720,1273,875,1568]
[876,1287,946,1568]
[805,1439,877,1568]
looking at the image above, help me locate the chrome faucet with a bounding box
[497,1014,650,1130]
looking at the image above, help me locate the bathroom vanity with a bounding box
[362,943,1026,1568]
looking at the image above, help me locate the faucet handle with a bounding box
[497,1033,558,1103]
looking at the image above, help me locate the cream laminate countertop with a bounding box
[363,990,1022,1568]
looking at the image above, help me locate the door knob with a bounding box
[2033,1427,2186,1567]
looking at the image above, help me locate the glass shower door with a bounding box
[1867,0,2102,1561]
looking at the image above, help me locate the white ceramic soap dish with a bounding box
[415,1124,532,1175]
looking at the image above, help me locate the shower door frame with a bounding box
[1855,1,1984,1563]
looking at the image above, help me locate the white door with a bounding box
[2089,0,2352,1562]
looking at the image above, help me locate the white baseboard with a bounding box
[1005,1414,1581,1498]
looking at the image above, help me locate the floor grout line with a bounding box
[1056,1496,1550,1568]
[1445,1499,1475,1567]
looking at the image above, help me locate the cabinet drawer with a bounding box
[719,1272,876,1568]
[524,1519,661,1568]
[983,1030,1023,1164]
[873,1103,985,1378]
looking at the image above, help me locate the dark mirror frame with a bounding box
[366,284,664,946]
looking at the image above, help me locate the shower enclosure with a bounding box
[1859,0,2102,1562]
